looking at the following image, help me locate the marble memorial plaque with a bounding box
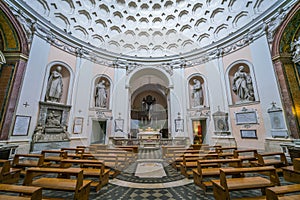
[135,162,166,178]
[235,111,258,124]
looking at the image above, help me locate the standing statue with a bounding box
[95,80,107,108]
[46,66,63,102]
[232,66,255,101]
[192,79,203,107]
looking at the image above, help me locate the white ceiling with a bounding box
[21,0,278,58]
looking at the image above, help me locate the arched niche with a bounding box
[43,62,73,105]
[187,74,208,109]
[226,60,259,105]
[93,75,111,109]
[127,67,172,138]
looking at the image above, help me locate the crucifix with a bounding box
[142,95,156,122]
[23,102,30,107]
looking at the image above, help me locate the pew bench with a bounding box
[110,147,137,161]
[282,158,300,183]
[61,148,85,159]
[172,150,207,169]
[217,147,238,158]
[12,154,50,174]
[0,183,42,200]
[41,150,68,168]
[114,145,139,154]
[234,149,258,167]
[96,149,133,166]
[60,158,109,191]
[163,147,189,164]
[266,184,300,200]
[23,167,91,200]
[162,145,186,158]
[250,152,288,173]
[212,166,280,200]
[179,153,219,178]
[0,159,21,183]
[193,158,242,192]
[82,153,120,178]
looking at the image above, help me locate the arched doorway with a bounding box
[127,68,171,138]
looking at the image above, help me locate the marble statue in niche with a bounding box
[45,66,63,103]
[191,79,203,107]
[232,66,255,102]
[95,80,107,108]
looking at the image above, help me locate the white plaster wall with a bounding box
[203,59,229,145]
[10,35,51,148]
[112,68,128,137]
[169,68,187,138]
[70,58,94,143]
[249,35,287,138]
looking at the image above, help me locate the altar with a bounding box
[138,129,161,148]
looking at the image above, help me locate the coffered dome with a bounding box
[18,0,282,58]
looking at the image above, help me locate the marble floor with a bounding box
[3,148,296,200]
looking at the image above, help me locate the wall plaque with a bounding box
[12,115,31,136]
[235,108,258,125]
[240,130,257,139]
[73,117,83,134]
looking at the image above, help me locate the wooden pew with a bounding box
[0,183,42,200]
[114,145,139,154]
[203,145,222,151]
[12,154,49,174]
[23,167,91,200]
[60,159,109,191]
[41,150,68,168]
[172,149,207,169]
[193,158,242,192]
[88,144,108,151]
[180,153,219,178]
[233,149,258,167]
[96,149,131,168]
[250,152,288,173]
[162,145,186,158]
[61,148,85,159]
[282,158,300,183]
[266,184,300,200]
[216,147,237,158]
[0,159,21,183]
[212,166,280,200]
[82,153,120,178]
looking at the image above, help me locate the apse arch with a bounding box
[126,67,173,89]
[127,67,173,138]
